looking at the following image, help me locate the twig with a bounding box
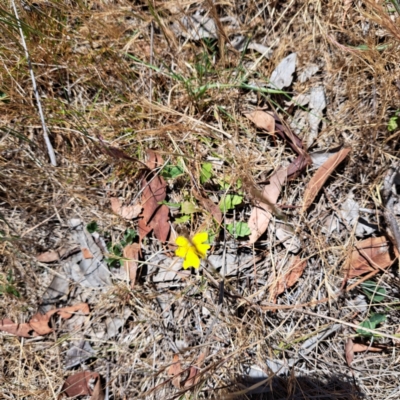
[11,0,57,166]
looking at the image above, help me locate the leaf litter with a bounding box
[2,1,400,399]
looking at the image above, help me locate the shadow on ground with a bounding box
[224,373,363,400]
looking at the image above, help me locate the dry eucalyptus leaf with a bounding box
[346,236,398,278]
[245,110,275,134]
[307,86,326,146]
[302,148,351,212]
[268,53,297,89]
[248,168,287,244]
[298,63,319,83]
[345,338,354,367]
[110,197,142,220]
[123,243,140,288]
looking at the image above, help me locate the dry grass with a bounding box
[1,0,400,399]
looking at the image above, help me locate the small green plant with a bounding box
[161,163,184,179]
[105,229,138,268]
[361,280,386,303]
[0,270,20,298]
[200,162,213,184]
[357,313,386,338]
[86,220,98,233]
[219,179,243,212]
[226,221,251,238]
[388,110,400,132]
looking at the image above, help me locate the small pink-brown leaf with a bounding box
[168,354,183,389]
[0,318,34,337]
[248,168,287,243]
[352,343,384,352]
[302,148,350,212]
[36,250,59,262]
[123,243,140,288]
[345,338,354,367]
[270,256,306,302]
[82,247,93,259]
[62,371,103,399]
[245,110,275,134]
[110,197,142,220]
[184,366,201,388]
[56,303,90,319]
[346,236,399,278]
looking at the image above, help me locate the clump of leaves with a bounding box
[106,229,138,268]
[226,221,251,238]
[219,178,243,212]
[387,110,400,132]
[357,313,386,338]
[0,270,20,298]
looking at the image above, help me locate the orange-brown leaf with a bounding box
[270,256,307,302]
[123,243,140,288]
[36,250,59,262]
[346,236,398,278]
[110,197,142,220]
[248,168,287,244]
[352,343,384,352]
[245,110,275,134]
[0,319,34,337]
[62,371,104,399]
[302,148,350,212]
[168,354,183,389]
[345,338,354,367]
[81,247,93,259]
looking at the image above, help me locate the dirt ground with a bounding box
[1,1,400,399]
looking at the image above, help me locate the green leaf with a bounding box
[219,194,243,212]
[388,116,398,132]
[200,162,212,184]
[226,222,251,238]
[161,164,184,179]
[180,201,199,214]
[86,221,98,233]
[361,280,386,303]
[357,313,386,337]
[159,200,181,208]
[175,215,191,223]
[122,229,137,246]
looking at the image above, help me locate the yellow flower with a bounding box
[175,232,210,269]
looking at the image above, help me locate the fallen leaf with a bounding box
[183,366,201,388]
[346,236,398,278]
[345,338,354,367]
[123,243,140,288]
[56,303,90,319]
[62,371,104,399]
[0,319,33,338]
[302,148,351,212]
[245,110,275,134]
[269,256,307,303]
[36,250,59,262]
[139,150,170,242]
[168,354,183,389]
[352,343,385,352]
[0,303,90,338]
[110,197,142,220]
[248,168,287,244]
[81,247,93,259]
[268,53,297,89]
[192,189,222,224]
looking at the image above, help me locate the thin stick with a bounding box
[11,0,57,166]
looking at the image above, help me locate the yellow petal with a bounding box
[175,246,188,258]
[192,232,210,258]
[195,242,210,258]
[192,232,208,246]
[183,248,200,269]
[175,236,190,247]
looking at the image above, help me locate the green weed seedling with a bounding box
[105,229,138,269]
[219,178,243,212]
[388,110,400,132]
[0,270,20,298]
[226,221,251,238]
[357,313,386,338]
[361,280,386,303]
